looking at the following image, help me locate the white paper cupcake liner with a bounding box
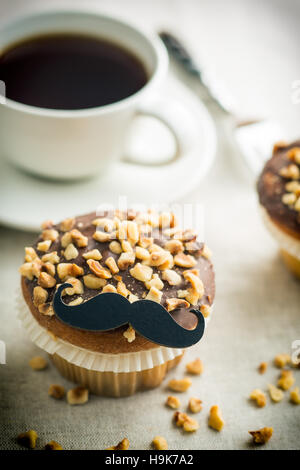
[260,207,300,261]
[17,293,184,373]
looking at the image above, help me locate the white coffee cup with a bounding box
[0,9,191,180]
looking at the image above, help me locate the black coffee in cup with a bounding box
[0,33,148,110]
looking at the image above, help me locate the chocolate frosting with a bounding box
[257,141,300,235]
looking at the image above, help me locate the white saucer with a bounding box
[0,76,216,232]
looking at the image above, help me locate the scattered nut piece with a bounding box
[200,304,211,318]
[188,397,203,413]
[174,253,197,268]
[83,249,102,261]
[152,436,168,450]
[166,395,181,409]
[127,221,139,245]
[123,326,136,343]
[42,229,59,241]
[183,271,204,298]
[173,412,199,432]
[48,384,65,400]
[166,298,190,312]
[138,236,153,249]
[68,297,83,306]
[87,259,112,279]
[118,252,135,270]
[63,277,84,295]
[274,353,291,368]
[102,284,117,293]
[24,247,38,262]
[29,356,48,371]
[258,362,268,374]
[145,286,162,303]
[17,430,38,449]
[38,303,54,316]
[109,241,122,254]
[60,217,75,232]
[201,244,212,260]
[38,272,56,288]
[33,286,48,307]
[106,438,130,450]
[37,239,52,252]
[44,262,56,277]
[117,280,129,297]
[42,251,60,264]
[168,378,192,392]
[148,250,169,267]
[177,289,189,298]
[249,427,273,445]
[162,269,182,286]
[250,389,267,407]
[130,263,152,282]
[57,263,72,280]
[64,243,79,260]
[208,405,224,431]
[287,147,300,163]
[45,440,63,450]
[83,274,107,289]
[145,273,164,290]
[135,246,150,261]
[290,387,300,404]
[41,219,54,230]
[70,229,88,247]
[268,384,284,402]
[186,358,203,375]
[282,193,297,205]
[185,288,200,306]
[279,164,300,180]
[164,239,183,255]
[105,256,119,274]
[67,386,89,405]
[277,369,295,390]
[128,293,139,303]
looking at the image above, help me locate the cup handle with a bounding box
[124,94,197,166]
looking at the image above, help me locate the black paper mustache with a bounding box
[53,283,205,348]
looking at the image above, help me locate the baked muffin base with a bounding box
[51,352,183,397]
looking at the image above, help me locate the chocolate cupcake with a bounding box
[257,141,300,278]
[18,209,215,396]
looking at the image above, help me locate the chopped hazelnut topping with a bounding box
[61,232,72,248]
[69,263,84,277]
[29,356,48,370]
[93,230,111,243]
[145,286,162,303]
[24,247,38,262]
[145,273,164,290]
[70,229,88,247]
[33,286,48,307]
[106,438,130,450]
[118,252,135,270]
[173,412,199,432]
[249,427,273,445]
[82,249,102,261]
[121,240,133,253]
[158,251,174,270]
[159,212,177,229]
[183,271,204,297]
[174,253,196,268]
[117,280,129,297]
[168,378,192,392]
[200,304,211,318]
[102,284,117,293]
[188,397,203,413]
[177,289,189,298]
[42,229,59,241]
[201,244,212,260]
[130,263,152,282]
[64,243,79,260]
[57,263,72,280]
[38,303,54,316]
[185,288,200,306]
[45,440,63,450]
[67,386,89,405]
[250,389,267,407]
[38,272,56,288]
[161,269,182,286]
[282,193,297,205]
[17,430,38,449]
[83,274,107,289]
[44,262,55,277]
[152,436,168,450]
[135,246,150,261]
[87,259,112,279]
[128,293,139,303]
[277,370,295,390]
[127,221,139,245]
[68,297,83,306]
[287,147,300,164]
[274,353,291,368]
[105,256,119,274]
[48,384,65,399]
[166,298,190,312]
[258,362,268,374]
[109,241,122,254]
[41,252,60,264]
[186,358,203,375]
[268,384,284,402]
[41,219,53,230]
[290,387,300,404]
[285,180,300,193]
[149,250,169,267]
[138,236,153,249]
[166,395,181,409]
[173,411,187,427]
[208,405,224,431]
[117,221,128,240]
[19,262,36,280]
[123,325,136,342]
[279,164,300,180]
[164,239,183,255]
[37,239,52,252]
[60,217,75,232]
